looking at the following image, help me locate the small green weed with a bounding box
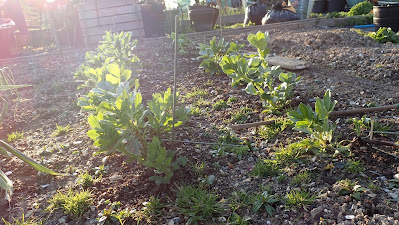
[176,185,223,224]
[212,130,250,159]
[213,99,228,110]
[349,116,370,136]
[190,107,202,116]
[251,159,280,177]
[134,196,164,224]
[367,181,380,192]
[258,117,293,140]
[231,107,252,124]
[47,189,93,220]
[78,171,97,189]
[52,124,72,137]
[227,96,237,103]
[185,87,208,99]
[335,179,357,195]
[191,161,207,177]
[193,97,210,107]
[227,212,251,225]
[284,190,315,208]
[291,171,311,186]
[273,142,305,166]
[7,131,24,142]
[345,159,365,174]
[97,201,130,225]
[2,214,43,225]
[252,191,279,216]
[94,165,109,177]
[229,191,256,211]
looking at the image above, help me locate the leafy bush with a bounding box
[348,1,373,16]
[288,90,339,146]
[367,27,399,44]
[198,37,243,75]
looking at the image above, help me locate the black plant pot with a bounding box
[141,4,164,37]
[327,0,346,12]
[373,5,399,32]
[312,0,327,13]
[189,6,219,32]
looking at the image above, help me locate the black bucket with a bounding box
[312,0,327,13]
[141,4,164,38]
[373,5,399,32]
[327,0,346,12]
[189,6,219,32]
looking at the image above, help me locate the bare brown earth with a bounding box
[0,26,398,224]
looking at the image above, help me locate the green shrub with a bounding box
[367,27,399,44]
[348,1,373,16]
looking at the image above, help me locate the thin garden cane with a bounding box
[172,15,179,144]
[231,103,399,130]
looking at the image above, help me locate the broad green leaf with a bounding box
[0,84,30,91]
[0,169,13,201]
[0,140,62,176]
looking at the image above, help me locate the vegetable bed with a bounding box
[0,26,398,225]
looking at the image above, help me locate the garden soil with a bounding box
[0,26,398,224]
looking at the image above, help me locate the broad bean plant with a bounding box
[218,31,300,112]
[76,32,188,184]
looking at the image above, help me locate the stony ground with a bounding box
[0,26,398,225]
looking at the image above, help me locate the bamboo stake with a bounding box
[231,104,399,130]
[171,15,179,144]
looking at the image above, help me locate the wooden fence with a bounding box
[77,0,145,47]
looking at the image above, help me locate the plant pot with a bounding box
[312,0,328,13]
[189,6,219,32]
[327,0,346,12]
[141,4,164,37]
[373,5,399,32]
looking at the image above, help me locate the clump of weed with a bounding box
[2,214,43,225]
[231,107,252,124]
[227,96,237,103]
[213,99,228,110]
[291,171,311,186]
[258,117,292,140]
[7,131,24,142]
[134,196,164,224]
[47,189,93,220]
[345,159,365,174]
[185,87,208,99]
[176,185,224,224]
[284,190,315,208]
[251,159,280,177]
[52,124,72,137]
[77,171,96,189]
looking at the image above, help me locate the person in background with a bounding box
[0,0,28,47]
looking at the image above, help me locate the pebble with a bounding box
[393,174,399,180]
[345,215,355,220]
[389,192,398,199]
[59,216,67,224]
[168,217,180,225]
